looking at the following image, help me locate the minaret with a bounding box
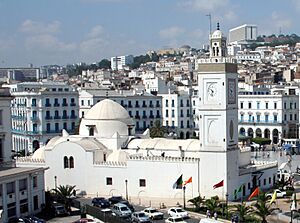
[197,23,239,200]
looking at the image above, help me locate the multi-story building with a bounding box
[229,24,258,44]
[79,88,162,133]
[238,88,299,144]
[0,87,46,223]
[4,82,79,153]
[110,55,134,71]
[0,67,41,81]
[159,90,194,139]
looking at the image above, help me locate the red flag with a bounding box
[248,187,259,200]
[183,177,192,186]
[213,180,224,189]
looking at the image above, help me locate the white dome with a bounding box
[85,99,131,123]
[211,30,223,38]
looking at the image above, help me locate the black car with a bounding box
[119,200,135,212]
[92,197,110,208]
[108,196,123,205]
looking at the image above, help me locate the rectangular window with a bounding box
[20,198,28,214]
[248,182,250,190]
[248,102,251,109]
[257,102,260,109]
[290,103,293,109]
[240,102,243,109]
[106,177,112,185]
[139,179,146,187]
[172,121,175,127]
[81,100,84,106]
[172,110,175,118]
[295,103,297,109]
[263,178,266,185]
[274,115,277,122]
[269,177,271,184]
[284,102,286,109]
[7,182,15,194]
[166,121,169,126]
[171,100,175,107]
[33,176,37,188]
[290,114,293,121]
[257,115,260,122]
[241,114,244,122]
[0,110,3,125]
[19,179,27,191]
[7,202,16,218]
[265,102,268,109]
[33,195,38,210]
[166,110,168,118]
[284,114,287,121]
[165,99,168,107]
[274,102,277,109]
[265,115,269,122]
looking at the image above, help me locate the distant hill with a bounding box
[255,34,300,47]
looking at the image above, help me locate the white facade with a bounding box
[4,82,79,153]
[79,89,162,134]
[111,55,134,71]
[143,77,169,95]
[229,24,257,44]
[238,90,299,144]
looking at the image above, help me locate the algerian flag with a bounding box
[269,191,277,205]
[234,184,243,197]
[173,175,183,189]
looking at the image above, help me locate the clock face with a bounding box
[228,79,236,104]
[207,83,217,98]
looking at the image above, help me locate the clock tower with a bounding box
[197,24,239,199]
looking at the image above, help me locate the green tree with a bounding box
[188,195,205,211]
[229,202,253,222]
[52,185,76,212]
[252,192,275,223]
[204,196,221,213]
[150,120,166,138]
[98,59,111,69]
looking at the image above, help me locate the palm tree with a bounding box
[229,202,253,222]
[205,196,221,213]
[150,120,166,138]
[252,192,275,223]
[52,185,76,212]
[188,195,205,211]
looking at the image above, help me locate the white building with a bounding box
[0,87,46,223]
[238,87,299,144]
[111,55,134,71]
[16,27,277,204]
[229,24,258,44]
[4,82,79,153]
[79,88,162,134]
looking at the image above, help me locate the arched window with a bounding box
[64,156,69,168]
[69,156,74,168]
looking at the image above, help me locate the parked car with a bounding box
[165,216,187,223]
[92,197,110,208]
[167,207,188,219]
[112,203,132,218]
[8,218,31,223]
[266,189,287,199]
[52,203,68,216]
[143,207,164,220]
[27,216,46,223]
[119,200,135,212]
[108,196,123,205]
[132,212,151,223]
[72,218,96,223]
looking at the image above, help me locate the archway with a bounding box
[264,129,270,139]
[239,128,246,136]
[193,131,197,138]
[180,132,184,139]
[248,128,254,138]
[255,128,262,138]
[32,140,40,152]
[186,132,190,139]
[272,129,279,144]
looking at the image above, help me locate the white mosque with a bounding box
[16,26,277,202]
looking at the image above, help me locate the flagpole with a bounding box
[191,182,193,198]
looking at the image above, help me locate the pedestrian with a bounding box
[206,210,211,218]
[214,212,218,220]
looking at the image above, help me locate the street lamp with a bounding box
[125,180,128,201]
[183,186,186,209]
[54,176,57,189]
[226,193,229,219]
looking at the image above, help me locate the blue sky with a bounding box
[0,0,299,67]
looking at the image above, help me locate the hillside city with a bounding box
[1,23,300,223]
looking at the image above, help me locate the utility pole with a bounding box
[206,13,212,35]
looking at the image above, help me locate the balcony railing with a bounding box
[142,115,147,119]
[62,103,68,107]
[45,103,51,107]
[156,115,161,118]
[11,115,26,120]
[70,103,76,106]
[156,104,161,107]
[135,115,140,119]
[53,116,61,119]
[30,117,39,121]
[54,103,60,107]
[45,116,53,120]
[70,115,77,119]
[149,115,154,119]
[239,119,280,124]
[61,115,69,119]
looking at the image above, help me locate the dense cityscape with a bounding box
[2,1,300,223]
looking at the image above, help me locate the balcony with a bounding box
[135,115,140,119]
[142,115,147,119]
[45,116,52,120]
[149,115,154,119]
[135,104,140,108]
[149,104,153,108]
[53,116,61,119]
[11,115,26,120]
[156,115,161,118]
[142,104,147,108]
[70,115,77,119]
[62,103,68,107]
[70,103,76,107]
[54,103,60,107]
[32,104,37,107]
[156,104,161,108]
[45,103,51,107]
[30,116,39,122]
[45,130,60,134]
[238,119,280,124]
[62,115,69,119]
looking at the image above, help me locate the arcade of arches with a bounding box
[239,127,280,144]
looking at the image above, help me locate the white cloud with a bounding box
[159,26,185,39]
[20,20,61,34]
[291,0,300,11]
[271,11,292,29]
[86,25,105,39]
[178,0,229,12]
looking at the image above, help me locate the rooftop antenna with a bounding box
[206,13,212,35]
[279,27,282,36]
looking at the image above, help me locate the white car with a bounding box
[266,189,287,199]
[167,207,188,218]
[165,216,187,223]
[250,142,260,150]
[144,207,164,220]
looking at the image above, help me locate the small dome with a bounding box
[85,99,130,121]
[211,30,223,38]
